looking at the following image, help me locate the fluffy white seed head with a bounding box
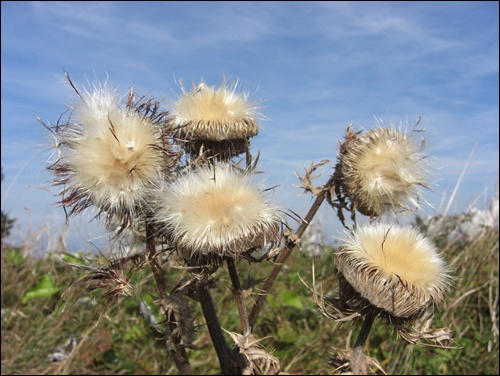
[339,126,429,217]
[152,164,283,262]
[335,224,452,319]
[172,79,259,142]
[51,79,172,224]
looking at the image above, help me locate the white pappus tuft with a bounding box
[151,164,283,262]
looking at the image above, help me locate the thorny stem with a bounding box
[197,279,248,374]
[351,313,375,375]
[226,258,251,336]
[146,224,193,375]
[249,173,336,328]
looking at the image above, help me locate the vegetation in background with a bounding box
[1,210,498,374]
[1,167,16,239]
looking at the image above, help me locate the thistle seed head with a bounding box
[335,224,452,321]
[47,75,176,227]
[338,125,429,217]
[151,164,283,264]
[171,79,259,158]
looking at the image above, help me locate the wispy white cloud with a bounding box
[2,1,497,251]
[31,1,115,35]
[29,1,278,55]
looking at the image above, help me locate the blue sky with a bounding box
[2,1,499,253]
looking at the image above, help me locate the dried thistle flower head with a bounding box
[47,74,175,228]
[152,164,282,264]
[335,224,452,321]
[225,330,281,375]
[62,251,148,310]
[338,125,429,217]
[171,78,259,158]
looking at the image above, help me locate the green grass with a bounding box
[1,226,498,375]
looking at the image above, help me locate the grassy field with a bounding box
[1,220,498,375]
